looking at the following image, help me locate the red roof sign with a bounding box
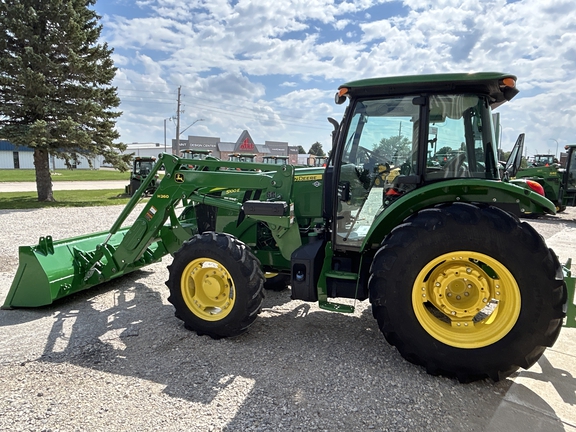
[239,138,255,151]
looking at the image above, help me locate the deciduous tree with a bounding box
[309,141,325,156]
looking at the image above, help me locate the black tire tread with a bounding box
[369,203,566,382]
[166,232,265,339]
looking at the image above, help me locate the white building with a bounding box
[0,140,104,170]
[1,130,300,169]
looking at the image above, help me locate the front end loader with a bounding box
[4,72,575,383]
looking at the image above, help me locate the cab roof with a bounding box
[338,72,518,108]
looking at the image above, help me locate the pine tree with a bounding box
[0,0,131,201]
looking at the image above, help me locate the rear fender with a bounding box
[360,179,556,251]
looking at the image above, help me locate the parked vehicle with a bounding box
[181,149,212,160]
[4,73,575,383]
[124,156,158,196]
[513,145,576,212]
[263,155,289,165]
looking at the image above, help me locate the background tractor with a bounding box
[228,153,257,163]
[530,154,559,166]
[263,155,289,165]
[562,144,576,206]
[125,156,159,197]
[512,144,576,212]
[4,73,575,383]
[181,149,213,160]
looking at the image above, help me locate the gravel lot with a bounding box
[0,205,575,432]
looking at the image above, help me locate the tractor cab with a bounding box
[181,149,212,160]
[228,153,257,163]
[134,157,155,176]
[262,155,289,165]
[328,74,518,249]
[308,156,327,167]
[530,154,558,167]
[125,156,159,196]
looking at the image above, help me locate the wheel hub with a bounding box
[430,264,491,320]
[181,258,235,321]
[413,251,521,348]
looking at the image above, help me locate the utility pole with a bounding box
[173,86,182,155]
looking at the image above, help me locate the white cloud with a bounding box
[95,0,576,154]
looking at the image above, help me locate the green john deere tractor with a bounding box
[562,144,576,206]
[511,144,576,213]
[125,156,159,196]
[181,149,213,160]
[4,72,575,383]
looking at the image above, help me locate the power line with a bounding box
[117,94,175,102]
[116,88,173,95]
[116,81,335,124]
[116,82,337,132]
[118,96,333,131]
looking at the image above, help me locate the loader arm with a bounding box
[3,153,296,308]
[106,154,297,274]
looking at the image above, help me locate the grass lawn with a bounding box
[0,189,139,209]
[0,169,129,182]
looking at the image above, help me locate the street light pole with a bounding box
[163,117,175,152]
[180,118,204,136]
[550,139,559,158]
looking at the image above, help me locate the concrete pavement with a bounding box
[0,180,127,193]
[487,217,576,431]
[1,182,575,430]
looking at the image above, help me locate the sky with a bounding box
[93,0,576,157]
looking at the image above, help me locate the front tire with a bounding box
[166,232,265,338]
[369,203,566,382]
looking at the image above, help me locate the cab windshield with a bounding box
[335,93,499,248]
[135,160,154,175]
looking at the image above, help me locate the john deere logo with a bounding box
[175,173,185,183]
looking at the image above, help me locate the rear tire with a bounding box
[369,203,566,382]
[166,232,265,338]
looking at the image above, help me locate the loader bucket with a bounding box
[3,228,163,308]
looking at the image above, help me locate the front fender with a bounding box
[361,179,556,251]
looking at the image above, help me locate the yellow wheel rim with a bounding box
[412,251,521,349]
[181,258,235,321]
